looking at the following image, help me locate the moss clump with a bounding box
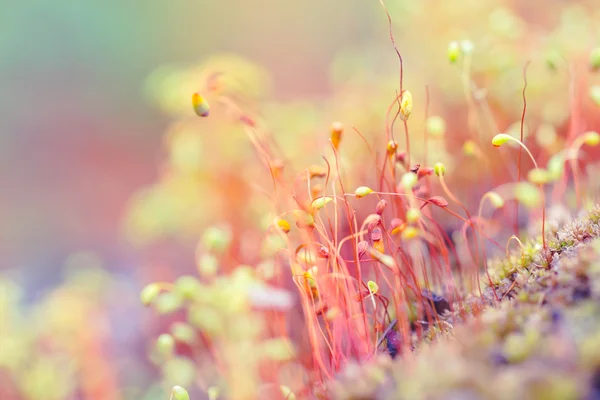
[330,205,600,399]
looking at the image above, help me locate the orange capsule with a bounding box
[417,167,434,179]
[330,122,343,150]
[427,196,449,208]
[390,218,405,235]
[371,228,385,253]
[376,199,387,215]
[192,93,210,117]
[270,159,285,180]
[373,239,385,255]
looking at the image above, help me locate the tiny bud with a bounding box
[547,154,564,181]
[372,237,385,254]
[208,386,220,400]
[390,218,404,235]
[171,386,190,400]
[582,131,600,146]
[270,159,285,180]
[156,333,175,357]
[367,215,382,231]
[175,275,202,300]
[155,292,183,315]
[308,164,328,179]
[376,199,388,215]
[355,186,374,198]
[401,172,418,190]
[426,116,446,138]
[368,248,396,269]
[462,140,477,156]
[331,122,343,150]
[202,226,232,254]
[357,241,369,258]
[406,208,421,223]
[401,226,419,240]
[514,182,541,209]
[275,218,291,233]
[434,162,446,177]
[400,90,413,121]
[367,280,379,294]
[192,93,210,117]
[591,85,600,106]
[545,49,562,71]
[387,140,399,155]
[303,271,316,288]
[280,385,297,400]
[535,124,557,148]
[325,306,340,320]
[293,210,315,230]
[527,168,549,185]
[410,164,420,174]
[317,245,329,258]
[486,192,505,208]
[417,167,434,179]
[311,196,332,211]
[461,40,474,55]
[198,253,218,278]
[448,41,460,63]
[491,133,513,147]
[171,322,196,344]
[590,47,600,71]
[140,283,161,306]
[427,196,449,208]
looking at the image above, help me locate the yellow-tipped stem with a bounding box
[491,134,546,249]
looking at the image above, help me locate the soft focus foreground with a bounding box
[3,0,600,399]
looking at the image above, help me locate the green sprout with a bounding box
[170,385,190,400]
[355,186,374,198]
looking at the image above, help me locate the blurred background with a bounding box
[2,0,600,399]
[1,0,382,286]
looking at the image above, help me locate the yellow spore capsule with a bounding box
[448,41,460,63]
[400,90,413,121]
[367,280,379,294]
[330,121,343,150]
[192,92,210,117]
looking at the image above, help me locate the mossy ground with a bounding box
[330,205,600,400]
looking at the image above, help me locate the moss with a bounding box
[330,206,600,399]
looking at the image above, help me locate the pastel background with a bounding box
[2,0,381,278]
[2,0,600,399]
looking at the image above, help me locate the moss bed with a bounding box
[329,205,600,400]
